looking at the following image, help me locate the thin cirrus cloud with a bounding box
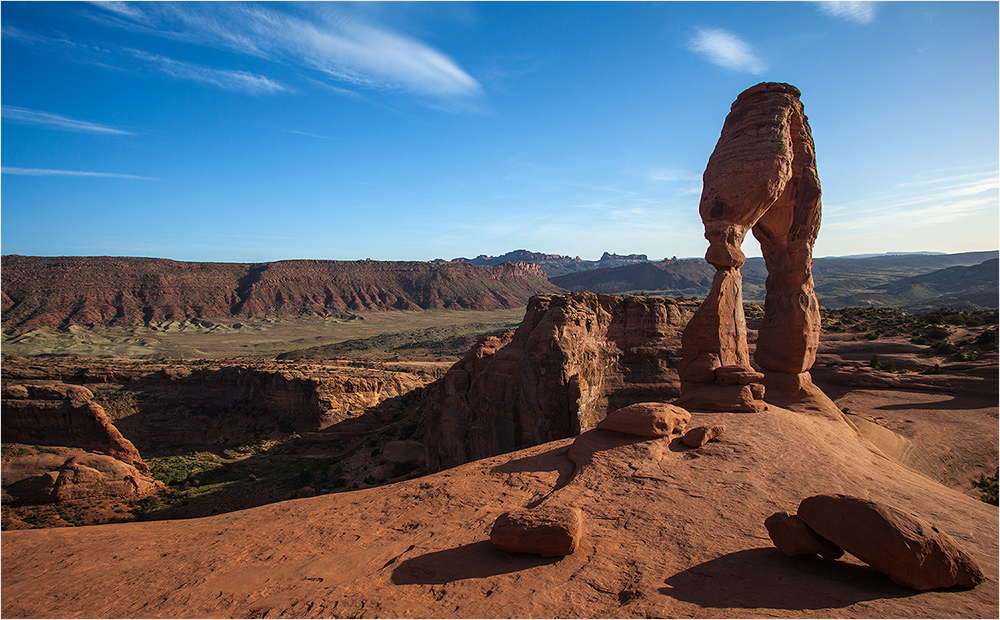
[1,105,134,135]
[687,27,767,75]
[814,1,877,25]
[122,48,287,94]
[2,166,156,180]
[2,24,287,96]
[89,2,484,102]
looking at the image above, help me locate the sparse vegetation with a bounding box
[975,471,999,505]
[824,307,998,361]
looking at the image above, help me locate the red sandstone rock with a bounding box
[422,293,697,471]
[679,82,821,411]
[2,450,162,504]
[675,384,766,413]
[597,402,691,438]
[490,506,584,557]
[797,494,985,590]
[764,511,843,560]
[681,424,727,448]
[2,383,148,473]
[0,256,560,328]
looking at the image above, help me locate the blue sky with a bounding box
[2,1,997,263]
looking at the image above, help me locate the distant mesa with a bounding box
[0,256,561,329]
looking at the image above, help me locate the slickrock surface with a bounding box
[421,292,697,470]
[3,404,996,618]
[680,82,822,411]
[1,256,560,328]
[797,494,985,591]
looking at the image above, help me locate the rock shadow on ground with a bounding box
[660,547,921,610]
[390,541,561,585]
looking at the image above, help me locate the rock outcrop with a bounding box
[421,293,697,471]
[1,256,561,328]
[596,402,690,438]
[2,449,161,505]
[796,494,985,591]
[1,382,147,473]
[678,82,823,412]
[1,358,432,454]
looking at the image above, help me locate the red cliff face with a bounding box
[421,293,698,470]
[1,256,561,328]
[0,383,148,473]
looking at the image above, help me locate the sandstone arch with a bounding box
[677,82,823,412]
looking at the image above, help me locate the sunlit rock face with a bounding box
[422,292,697,471]
[678,82,823,412]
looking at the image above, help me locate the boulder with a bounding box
[797,494,985,590]
[596,402,690,438]
[764,511,843,560]
[681,424,727,448]
[490,506,584,557]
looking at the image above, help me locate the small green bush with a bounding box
[975,472,998,506]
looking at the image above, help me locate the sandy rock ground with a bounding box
[2,401,996,618]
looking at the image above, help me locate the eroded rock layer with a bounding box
[680,82,822,411]
[422,293,697,470]
[1,383,147,472]
[1,256,561,328]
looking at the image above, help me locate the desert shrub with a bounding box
[975,472,999,505]
[925,325,951,340]
[976,328,999,350]
[931,341,959,355]
[910,335,928,345]
[921,363,942,375]
[869,355,882,370]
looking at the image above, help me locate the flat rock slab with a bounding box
[596,402,690,438]
[797,494,985,591]
[490,505,584,557]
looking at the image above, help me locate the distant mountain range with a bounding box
[438,250,651,277]
[2,250,995,330]
[546,250,998,311]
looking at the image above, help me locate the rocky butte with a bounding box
[1,83,996,618]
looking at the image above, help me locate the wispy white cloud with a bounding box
[1,105,134,135]
[286,129,336,141]
[815,1,877,25]
[688,27,767,75]
[89,2,483,103]
[2,167,156,180]
[4,24,287,96]
[122,48,287,94]
[823,166,999,230]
